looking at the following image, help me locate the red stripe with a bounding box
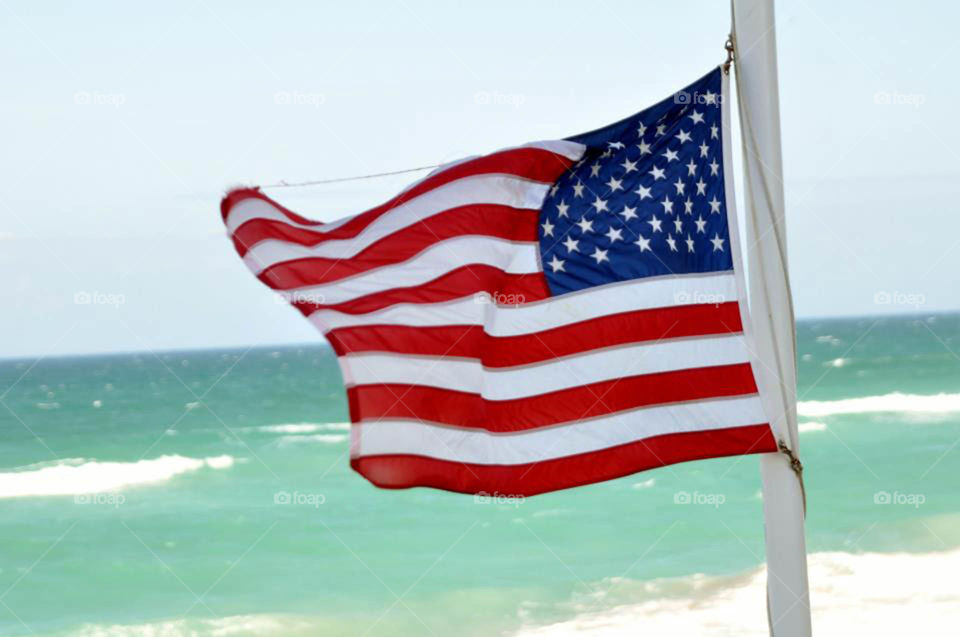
[327,302,743,365]
[257,205,538,289]
[222,147,575,252]
[346,363,758,431]
[221,188,320,227]
[294,267,549,316]
[350,424,777,496]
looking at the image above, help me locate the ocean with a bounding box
[1,313,958,636]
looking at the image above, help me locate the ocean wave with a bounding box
[277,434,349,445]
[798,392,960,417]
[70,614,315,637]
[254,422,350,434]
[0,454,237,498]
[798,421,827,433]
[514,548,960,636]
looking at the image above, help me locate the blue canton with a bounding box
[539,68,732,296]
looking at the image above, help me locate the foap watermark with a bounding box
[74,91,126,108]
[674,490,725,508]
[874,490,925,508]
[874,290,925,309]
[473,291,526,308]
[277,291,326,305]
[673,290,727,306]
[873,91,925,108]
[474,491,525,508]
[274,490,325,508]
[673,89,722,106]
[74,291,125,307]
[474,91,526,108]
[74,492,125,508]
[274,90,326,107]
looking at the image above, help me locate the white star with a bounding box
[637,140,652,155]
[673,217,683,233]
[634,234,651,252]
[675,129,692,144]
[556,200,570,217]
[577,218,594,233]
[608,141,625,150]
[549,184,559,198]
[620,157,638,173]
[683,197,693,215]
[662,148,679,162]
[660,196,674,214]
[573,181,585,198]
[591,247,610,264]
[647,214,663,233]
[591,196,609,213]
[685,234,695,252]
[541,220,555,237]
[656,123,667,136]
[637,122,647,137]
[689,110,705,124]
[605,227,623,243]
[711,233,726,251]
[686,159,697,176]
[710,124,719,139]
[666,234,678,252]
[709,196,722,213]
[649,165,666,180]
[703,90,717,105]
[709,159,720,176]
[547,255,565,272]
[620,205,638,221]
[695,215,707,233]
[605,176,623,192]
[635,184,652,200]
[562,236,579,253]
[673,178,685,195]
[699,142,710,158]
[590,162,602,177]
[695,178,707,196]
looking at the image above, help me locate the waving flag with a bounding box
[222,67,777,496]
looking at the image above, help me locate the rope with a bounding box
[260,164,442,189]
[777,440,807,515]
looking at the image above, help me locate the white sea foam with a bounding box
[798,421,827,433]
[514,548,960,636]
[277,434,349,445]
[71,614,315,637]
[798,392,960,417]
[631,478,656,489]
[0,455,237,498]
[255,422,350,434]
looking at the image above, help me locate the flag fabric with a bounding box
[221,67,778,496]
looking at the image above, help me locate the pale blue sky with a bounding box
[1,1,957,357]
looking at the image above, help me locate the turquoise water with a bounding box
[1,313,959,636]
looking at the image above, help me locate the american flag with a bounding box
[221,67,777,496]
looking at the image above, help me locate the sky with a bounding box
[1,1,958,358]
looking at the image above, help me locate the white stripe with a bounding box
[342,333,750,400]
[275,236,539,305]
[312,273,738,334]
[227,197,342,235]
[242,174,548,273]
[353,395,766,464]
[520,140,586,161]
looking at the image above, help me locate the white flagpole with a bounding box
[730,0,812,635]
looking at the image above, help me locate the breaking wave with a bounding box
[253,422,350,434]
[0,455,237,498]
[798,392,960,417]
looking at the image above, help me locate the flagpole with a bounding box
[730,0,812,635]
